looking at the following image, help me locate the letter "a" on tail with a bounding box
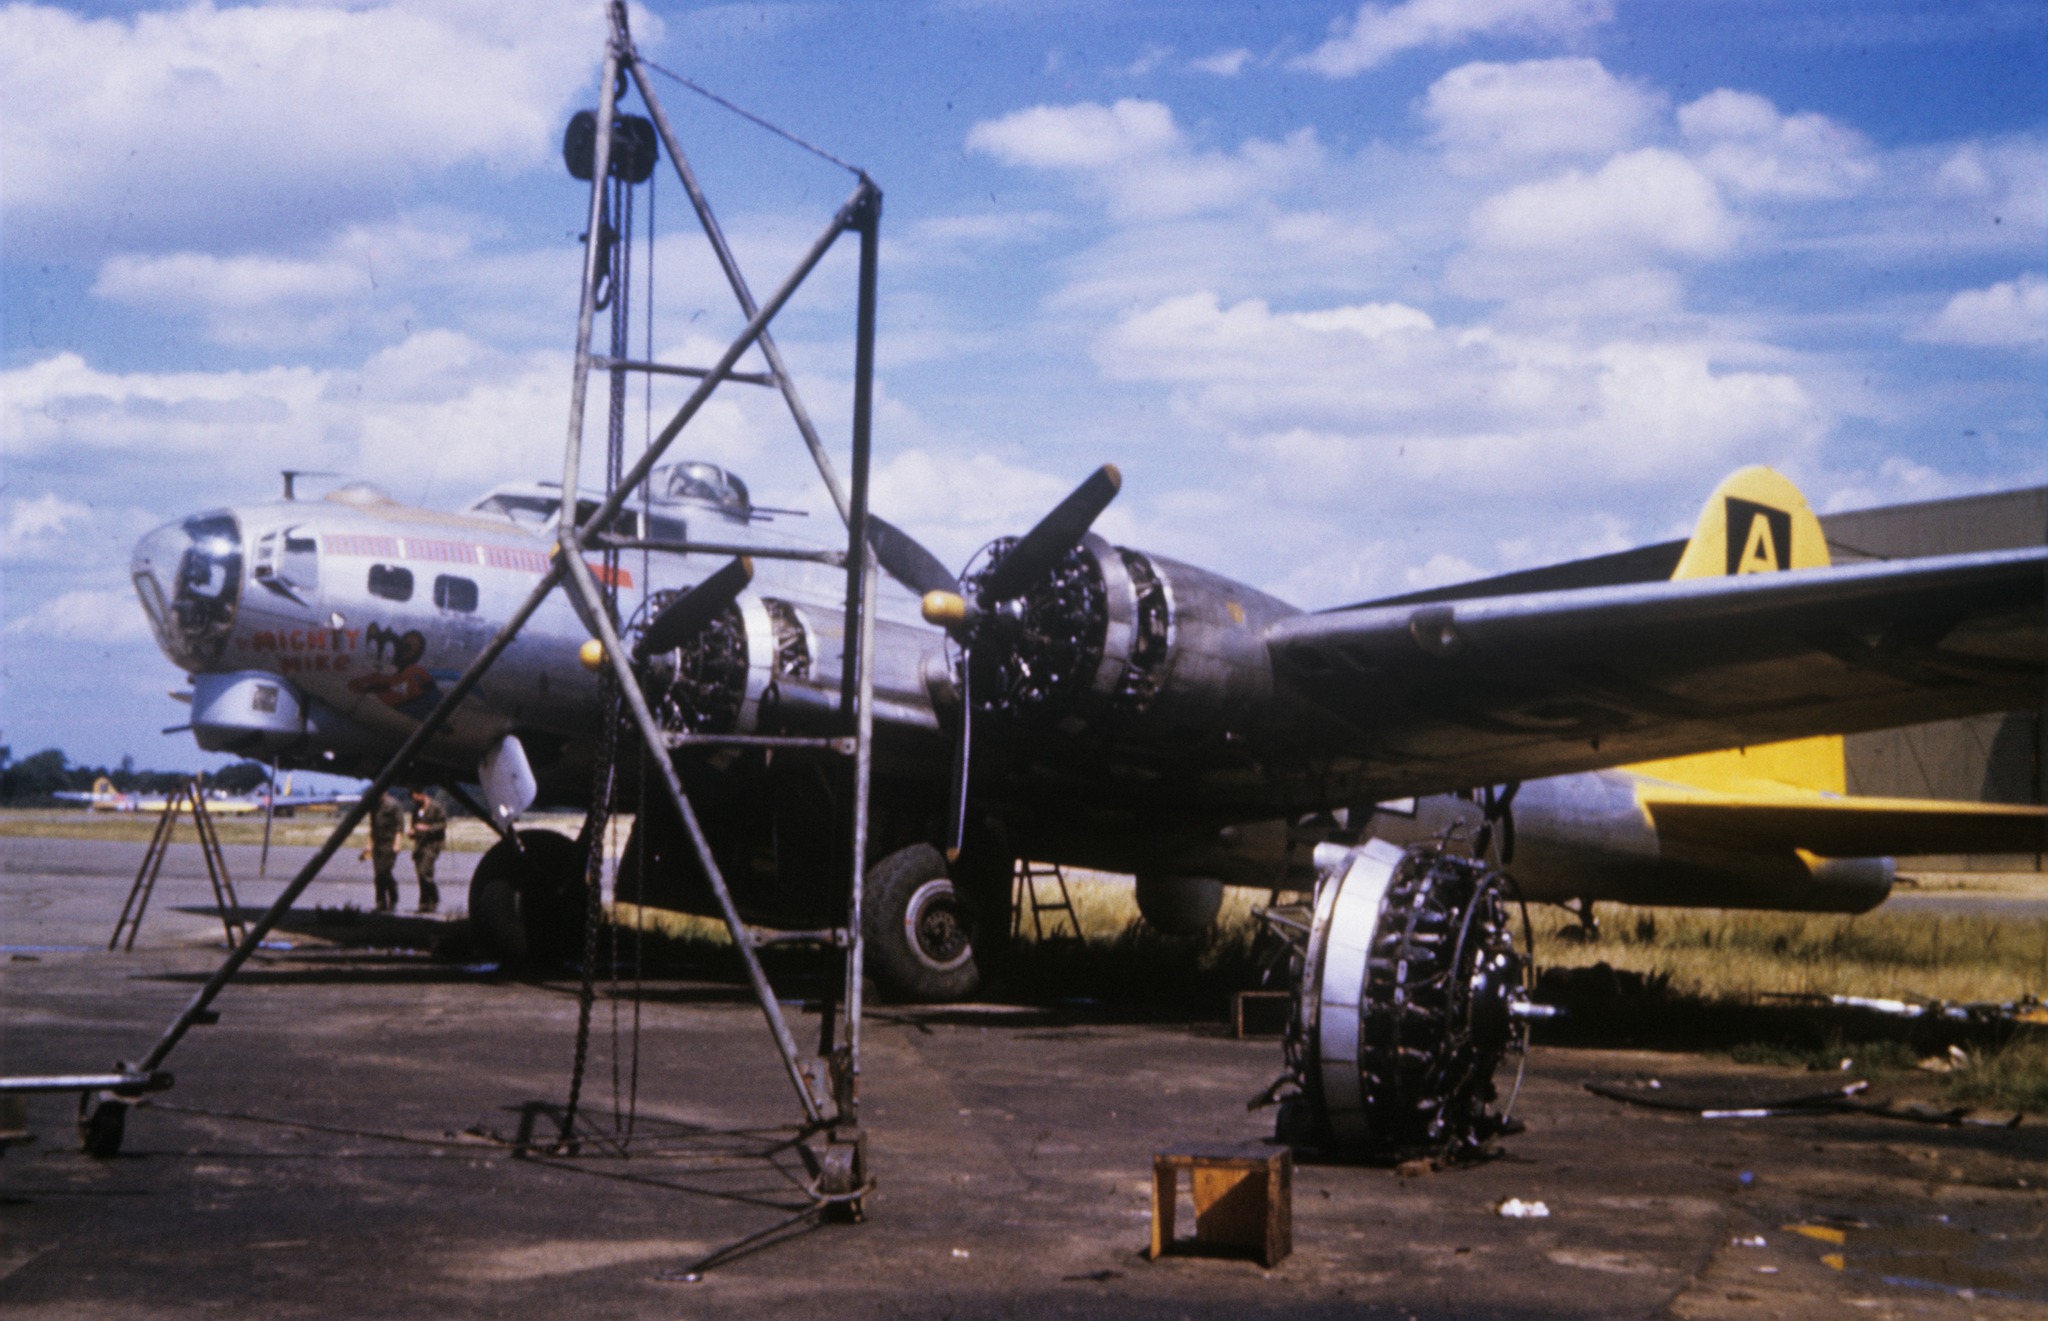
[1638,466,1843,794]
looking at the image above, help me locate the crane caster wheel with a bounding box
[78,1093,128,1158]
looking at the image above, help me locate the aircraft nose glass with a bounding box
[132,512,243,667]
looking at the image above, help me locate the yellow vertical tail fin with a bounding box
[1632,466,1846,796]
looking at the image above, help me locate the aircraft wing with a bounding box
[1265,547,2046,801]
[1639,791,2048,856]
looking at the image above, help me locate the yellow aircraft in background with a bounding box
[54,773,351,816]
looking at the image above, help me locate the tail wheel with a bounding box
[468,830,588,969]
[864,844,984,1002]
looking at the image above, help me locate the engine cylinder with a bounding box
[965,534,1291,753]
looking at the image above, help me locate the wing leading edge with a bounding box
[1265,546,2046,802]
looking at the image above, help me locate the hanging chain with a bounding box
[558,166,635,1154]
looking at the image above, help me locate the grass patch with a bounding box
[1529,903,2048,1006]
[1946,1037,2048,1113]
[0,806,581,853]
[1523,900,2048,1111]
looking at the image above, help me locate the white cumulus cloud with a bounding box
[1679,89,1876,200]
[966,100,1321,220]
[1422,58,1662,172]
[1464,149,1738,273]
[1095,291,1824,491]
[1911,274,2048,348]
[1295,0,1614,78]
[0,0,614,252]
[4,589,153,642]
[3,494,96,560]
[91,222,491,348]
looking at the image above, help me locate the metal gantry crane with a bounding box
[26,1,886,1212]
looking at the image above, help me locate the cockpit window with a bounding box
[574,500,640,540]
[471,491,641,538]
[252,527,319,600]
[132,512,243,668]
[474,493,559,527]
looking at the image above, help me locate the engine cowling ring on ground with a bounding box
[1282,839,1525,1162]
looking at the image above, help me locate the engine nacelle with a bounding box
[1133,873,1225,935]
[639,591,813,736]
[638,589,943,740]
[964,534,1291,756]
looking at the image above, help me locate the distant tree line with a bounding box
[0,747,272,803]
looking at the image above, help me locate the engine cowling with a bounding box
[962,533,1292,756]
[1133,873,1225,935]
[638,591,814,736]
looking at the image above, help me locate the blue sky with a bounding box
[3,0,2044,772]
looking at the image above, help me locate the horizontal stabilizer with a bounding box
[1643,792,2048,857]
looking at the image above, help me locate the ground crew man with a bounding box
[366,791,405,912]
[409,790,447,913]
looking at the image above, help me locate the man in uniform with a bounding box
[409,789,447,914]
[367,791,405,912]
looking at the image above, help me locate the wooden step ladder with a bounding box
[1012,860,1081,943]
[109,780,248,951]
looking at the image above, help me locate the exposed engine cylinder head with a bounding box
[961,536,1107,721]
[639,592,749,735]
[636,591,820,737]
[1276,840,1527,1162]
[957,534,1285,759]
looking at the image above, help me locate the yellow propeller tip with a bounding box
[922,590,969,627]
[1102,463,1121,489]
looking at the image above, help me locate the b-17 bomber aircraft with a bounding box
[130,450,2046,1159]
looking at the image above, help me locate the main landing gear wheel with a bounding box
[468,830,589,969]
[1276,840,1528,1163]
[864,844,984,1003]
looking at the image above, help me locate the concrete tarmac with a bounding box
[4,835,2045,1319]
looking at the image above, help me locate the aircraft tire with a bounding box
[1134,872,1225,935]
[468,830,588,969]
[864,844,983,1003]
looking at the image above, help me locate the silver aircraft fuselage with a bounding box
[130,467,946,804]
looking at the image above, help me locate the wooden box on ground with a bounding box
[1149,1142,1291,1268]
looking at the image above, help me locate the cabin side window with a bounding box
[253,528,319,593]
[433,574,478,613]
[367,564,413,601]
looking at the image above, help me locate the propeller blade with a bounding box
[868,516,961,599]
[945,660,974,861]
[977,464,1121,603]
[634,556,753,659]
